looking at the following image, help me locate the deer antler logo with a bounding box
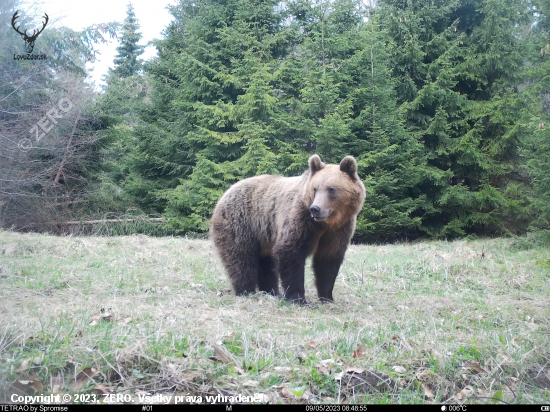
[11,11,49,54]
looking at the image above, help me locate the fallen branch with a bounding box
[53,199,90,206]
[52,218,164,225]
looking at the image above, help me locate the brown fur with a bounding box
[210,155,366,303]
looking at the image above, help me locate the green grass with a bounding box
[0,230,549,404]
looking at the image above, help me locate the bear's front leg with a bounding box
[313,222,354,302]
[273,245,307,304]
[313,254,344,302]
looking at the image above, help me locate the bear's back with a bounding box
[211,173,308,249]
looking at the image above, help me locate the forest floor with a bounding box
[0,230,549,404]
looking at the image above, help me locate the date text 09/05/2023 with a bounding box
[306,406,368,411]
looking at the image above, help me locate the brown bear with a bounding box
[210,154,366,303]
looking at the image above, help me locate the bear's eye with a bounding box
[313,187,317,194]
[328,187,336,195]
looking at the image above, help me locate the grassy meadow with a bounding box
[0,230,549,404]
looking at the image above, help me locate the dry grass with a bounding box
[0,230,549,404]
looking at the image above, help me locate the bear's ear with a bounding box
[340,156,358,178]
[308,154,325,174]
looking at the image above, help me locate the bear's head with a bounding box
[304,154,366,228]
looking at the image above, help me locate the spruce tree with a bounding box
[112,3,144,78]
[94,4,148,220]
[131,0,432,238]
[378,0,532,237]
[524,0,550,229]
[127,0,536,239]
[132,0,285,232]
[347,20,429,242]
[278,0,428,241]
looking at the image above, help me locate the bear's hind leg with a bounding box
[219,248,259,295]
[258,256,279,296]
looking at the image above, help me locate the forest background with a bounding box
[1,0,550,243]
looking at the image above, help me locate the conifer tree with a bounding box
[524,0,550,229]
[132,0,285,232]
[277,0,428,240]
[347,21,429,241]
[112,3,144,78]
[125,0,537,239]
[378,0,532,237]
[130,0,435,237]
[94,4,148,220]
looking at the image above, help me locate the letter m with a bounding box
[226,406,232,411]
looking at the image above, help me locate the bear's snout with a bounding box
[310,205,329,221]
[310,205,320,216]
